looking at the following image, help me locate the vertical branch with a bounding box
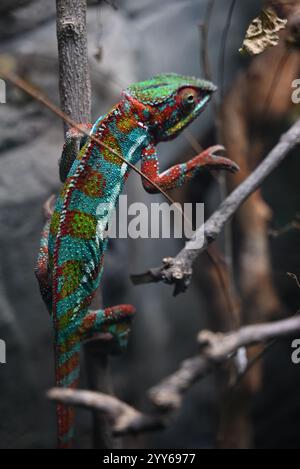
[217,0,239,330]
[56,0,91,131]
[84,337,121,449]
[198,0,240,328]
[56,0,116,449]
[216,0,255,449]
[218,0,236,103]
[199,0,215,82]
[199,0,218,118]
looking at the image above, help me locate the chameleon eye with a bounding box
[178,88,198,111]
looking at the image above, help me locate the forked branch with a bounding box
[132,118,300,295]
[48,314,300,434]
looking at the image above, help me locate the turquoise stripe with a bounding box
[57,342,80,365]
[59,426,75,444]
[57,366,80,387]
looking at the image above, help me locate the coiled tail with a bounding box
[55,330,81,449]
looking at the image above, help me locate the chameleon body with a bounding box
[35,74,239,449]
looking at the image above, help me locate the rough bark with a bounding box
[56,0,91,131]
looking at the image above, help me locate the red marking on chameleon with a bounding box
[104,304,136,321]
[56,353,80,381]
[56,260,83,300]
[101,127,123,166]
[81,311,97,331]
[61,210,97,240]
[76,168,106,198]
[57,389,77,435]
[117,115,137,133]
[144,147,156,157]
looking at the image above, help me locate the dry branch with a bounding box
[56,0,91,128]
[48,314,300,436]
[47,388,164,436]
[197,314,300,360]
[149,314,300,412]
[132,118,300,295]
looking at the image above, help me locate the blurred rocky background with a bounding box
[0,0,299,449]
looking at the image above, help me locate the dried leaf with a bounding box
[0,54,16,77]
[239,8,287,56]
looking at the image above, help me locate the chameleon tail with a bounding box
[54,304,135,449]
[55,342,81,449]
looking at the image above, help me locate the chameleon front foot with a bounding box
[190,145,240,174]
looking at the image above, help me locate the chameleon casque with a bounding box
[35,73,239,449]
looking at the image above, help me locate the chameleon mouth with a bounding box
[165,95,211,138]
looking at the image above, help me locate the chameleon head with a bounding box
[123,73,217,142]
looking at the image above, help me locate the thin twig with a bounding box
[269,214,300,237]
[263,51,291,117]
[287,272,300,290]
[103,0,118,10]
[199,0,215,81]
[219,0,236,103]
[233,339,276,388]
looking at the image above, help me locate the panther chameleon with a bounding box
[35,73,239,448]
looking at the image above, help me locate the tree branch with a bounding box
[149,314,300,412]
[47,388,164,436]
[48,314,300,436]
[56,0,91,130]
[132,118,300,295]
[197,314,300,361]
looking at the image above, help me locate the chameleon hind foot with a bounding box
[80,305,136,350]
[59,123,93,182]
